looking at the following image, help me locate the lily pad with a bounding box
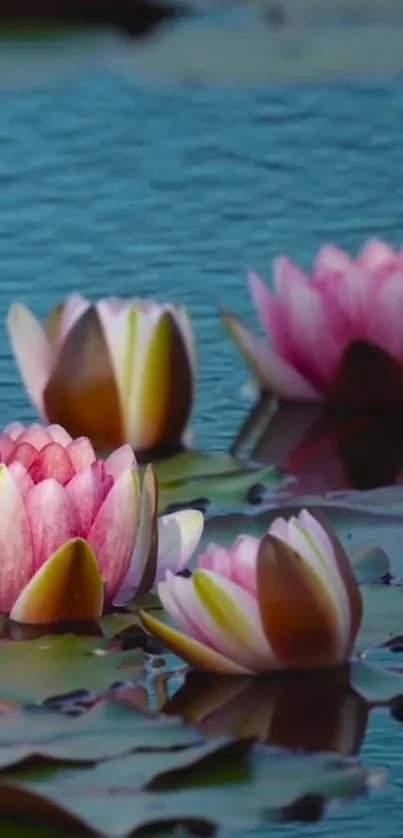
[0,636,142,705]
[351,660,403,704]
[358,585,403,652]
[0,742,378,836]
[0,699,203,770]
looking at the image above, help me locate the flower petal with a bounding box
[303,510,362,651]
[7,304,55,415]
[47,425,73,446]
[43,306,125,452]
[10,538,104,624]
[193,570,274,672]
[7,462,34,500]
[114,465,158,604]
[28,443,75,486]
[88,468,140,600]
[125,310,194,452]
[140,610,251,675]
[0,465,33,614]
[65,437,96,472]
[155,509,204,582]
[257,534,343,669]
[26,479,79,571]
[4,422,25,441]
[17,424,52,450]
[104,444,137,480]
[221,312,320,400]
[65,464,104,536]
[0,433,15,464]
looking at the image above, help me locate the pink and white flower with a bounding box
[0,422,203,624]
[7,294,195,454]
[223,239,403,402]
[141,509,362,674]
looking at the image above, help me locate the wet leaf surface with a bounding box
[0,636,142,704]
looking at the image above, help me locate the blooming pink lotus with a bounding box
[0,422,203,624]
[7,294,195,454]
[223,240,403,403]
[141,510,362,674]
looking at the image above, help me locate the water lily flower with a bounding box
[7,294,195,454]
[140,509,362,674]
[223,239,403,404]
[0,422,203,624]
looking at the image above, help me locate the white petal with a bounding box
[7,304,55,414]
[155,509,204,583]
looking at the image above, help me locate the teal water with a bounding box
[1,74,403,835]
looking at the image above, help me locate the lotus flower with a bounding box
[223,240,403,404]
[140,509,362,674]
[0,422,203,624]
[7,294,195,454]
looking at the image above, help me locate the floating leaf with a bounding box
[0,636,142,704]
[350,661,403,704]
[358,586,403,652]
[0,743,377,836]
[0,699,203,770]
[350,547,391,585]
[98,613,139,639]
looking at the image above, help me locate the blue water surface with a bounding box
[1,73,403,836]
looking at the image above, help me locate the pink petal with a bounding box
[358,239,398,271]
[7,462,34,500]
[26,478,79,571]
[28,443,75,486]
[87,468,140,600]
[4,422,25,441]
[248,271,290,358]
[222,313,320,400]
[65,438,96,473]
[7,304,55,415]
[228,536,259,595]
[47,425,73,446]
[13,443,39,470]
[155,509,204,583]
[113,465,158,605]
[274,256,309,297]
[104,444,137,480]
[65,464,105,537]
[17,424,52,451]
[369,272,403,361]
[0,434,15,464]
[314,245,353,277]
[0,465,33,614]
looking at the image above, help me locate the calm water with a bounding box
[1,73,403,836]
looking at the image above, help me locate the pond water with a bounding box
[1,73,403,836]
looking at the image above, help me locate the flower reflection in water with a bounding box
[162,667,369,756]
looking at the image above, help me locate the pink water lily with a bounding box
[7,294,195,454]
[141,510,362,674]
[223,239,403,403]
[0,422,203,624]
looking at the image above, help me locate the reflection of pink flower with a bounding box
[0,422,203,625]
[223,240,403,400]
[7,294,195,454]
[141,509,362,675]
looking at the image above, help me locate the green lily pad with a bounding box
[358,585,403,652]
[351,660,403,704]
[0,699,203,770]
[0,741,378,836]
[0,636,142,705]
[143,450,283,514]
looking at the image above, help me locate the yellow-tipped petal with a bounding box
[44,303,65,349]
[192,570,272,671]
[10,538,104,625]
[139,610,251,675]
[43,306,125,452]
[127,311,193,452]
[257,534,342,669]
